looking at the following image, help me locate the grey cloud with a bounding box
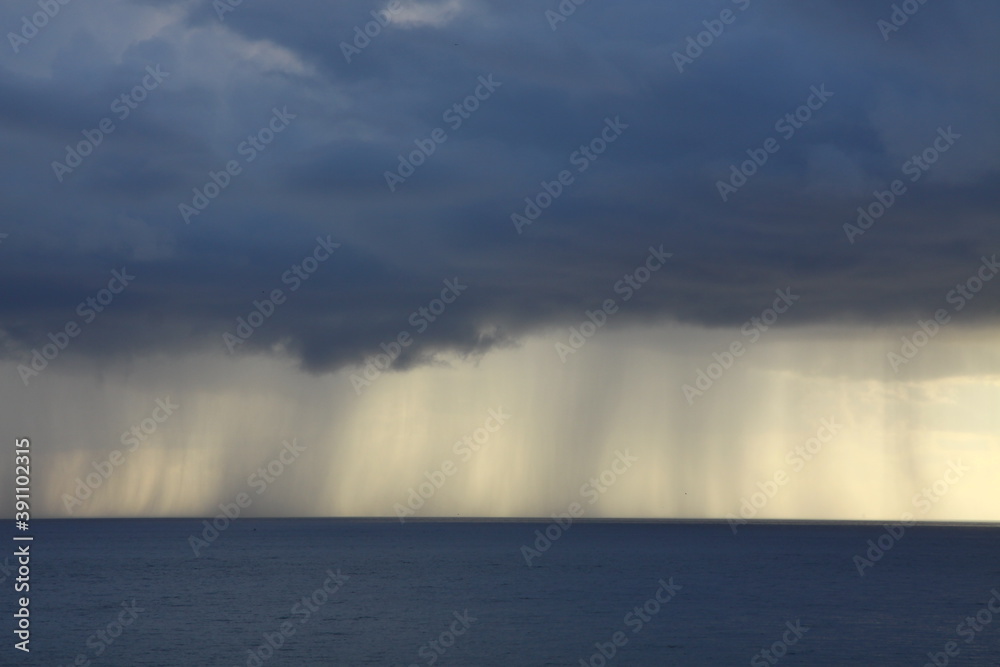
[1,0,999,375]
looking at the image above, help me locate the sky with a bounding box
[1,0,999,521]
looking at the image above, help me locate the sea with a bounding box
[5,519,1000,666]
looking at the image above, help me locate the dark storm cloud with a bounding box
[1,0,999,374]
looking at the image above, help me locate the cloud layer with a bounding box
[2,0,999,376]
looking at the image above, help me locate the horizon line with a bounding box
[9,516,1000,526]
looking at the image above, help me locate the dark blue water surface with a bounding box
[5,520,1000,666]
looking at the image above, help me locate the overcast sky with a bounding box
[2,0,999,521]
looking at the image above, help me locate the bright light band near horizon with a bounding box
[3,321,998,522]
